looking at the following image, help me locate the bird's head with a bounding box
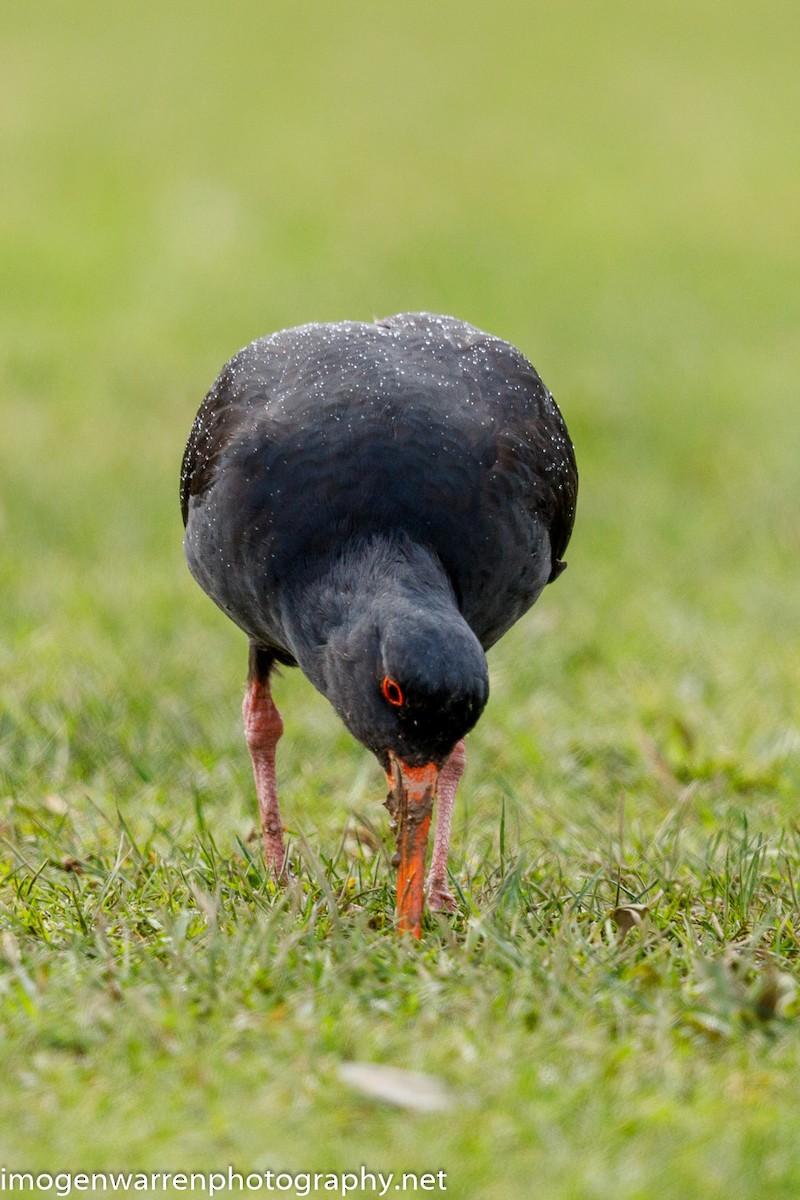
[301,599,489,772]
[281,537,489,774]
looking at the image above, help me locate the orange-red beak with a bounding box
[385,756,439,938]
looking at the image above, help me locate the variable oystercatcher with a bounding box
[181,313,577,936]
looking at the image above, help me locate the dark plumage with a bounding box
[181,312,577,935]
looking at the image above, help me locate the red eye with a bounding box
[382,676,404,707]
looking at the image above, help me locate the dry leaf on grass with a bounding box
[338,1062,453,1112]
[613,904,651,942]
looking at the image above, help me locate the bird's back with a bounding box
[181,312,577,657]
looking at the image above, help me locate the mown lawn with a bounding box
[1,2,799,1196]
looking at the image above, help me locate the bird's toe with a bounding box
[426,877,458,913]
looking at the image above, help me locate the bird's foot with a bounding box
[263,839,292,886]
[268,861,292,887]
[426,877,458,913]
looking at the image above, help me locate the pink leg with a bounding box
[242,667,286,878]
[426,739,466,912]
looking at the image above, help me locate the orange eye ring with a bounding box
[382,676,404,707]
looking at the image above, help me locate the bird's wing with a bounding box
[180,346,286,527]
[459,334,578,583]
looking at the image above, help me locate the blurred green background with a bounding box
[2,2,800,1195]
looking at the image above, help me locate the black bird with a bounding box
[180,312,577,936]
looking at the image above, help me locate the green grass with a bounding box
[2,1,800,1196]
